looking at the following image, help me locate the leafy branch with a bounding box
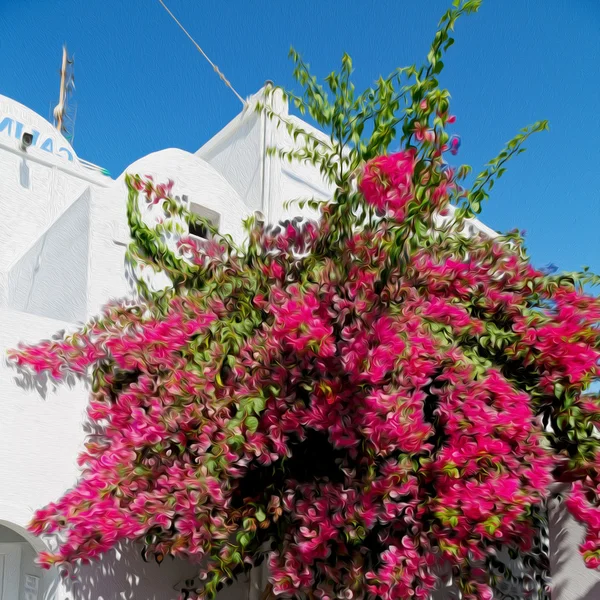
[462,121,550,216]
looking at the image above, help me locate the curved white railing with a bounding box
[77,157,111,177]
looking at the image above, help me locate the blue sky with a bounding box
[1,0,599,277]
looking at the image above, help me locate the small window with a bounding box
[189,221,210,240]
[188,201,221,241]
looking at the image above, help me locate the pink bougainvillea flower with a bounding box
[358,150,416,220]
[449,134,461,155]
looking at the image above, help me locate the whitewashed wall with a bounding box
[8,189,92,324]
[196,106,266,213]
[549,496,600,600]
[86,148,252,318]
[196,87,330,225]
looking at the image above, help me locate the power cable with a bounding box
[156,0,246,106]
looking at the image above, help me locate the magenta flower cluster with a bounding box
[8,148,600,600]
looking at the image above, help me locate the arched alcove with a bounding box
[0,521,60,600]
[0,520,260,600]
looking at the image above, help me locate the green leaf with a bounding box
[246,416,259,432]
[252,397,266,414]
[255,508,266,523]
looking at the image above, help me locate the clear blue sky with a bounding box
[1,0,598,277]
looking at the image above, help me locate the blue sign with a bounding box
[0,116,74,161]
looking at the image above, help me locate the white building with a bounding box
[0,86,595,600]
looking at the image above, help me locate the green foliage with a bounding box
[460,121,550,217]
[258,0,547,259]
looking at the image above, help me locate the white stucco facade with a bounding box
[0,86,594,600]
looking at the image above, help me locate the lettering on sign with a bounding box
[0,112,74,162]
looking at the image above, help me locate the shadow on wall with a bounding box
[27,511,600,600]
[10,359,51,398]
[44,576,61,600]
[9,354,86,400]
[549,496,600,600]
[63,548,457,600]
[62,540,251,600]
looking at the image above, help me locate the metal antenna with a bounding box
[53,45,77,142]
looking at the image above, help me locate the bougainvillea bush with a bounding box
[8,1,600,599]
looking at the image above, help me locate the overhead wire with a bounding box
[156,0,246,106]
